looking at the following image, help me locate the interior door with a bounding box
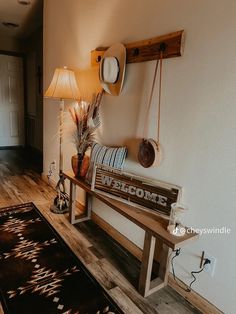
[0,54,24,147]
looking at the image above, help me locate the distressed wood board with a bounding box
[91,164,182,218]
[91,30,184,66]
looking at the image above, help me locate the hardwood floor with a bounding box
[0,147,43,175]
[0,149,201,314]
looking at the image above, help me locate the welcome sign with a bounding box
[91,165,182,217]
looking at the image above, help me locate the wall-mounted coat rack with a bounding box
[91,30,184,66]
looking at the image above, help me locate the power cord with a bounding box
[170,249,211,292]
[170,248,190,292]
[47,161,55,184]
[188,258,211,292]
[171,248,181,281]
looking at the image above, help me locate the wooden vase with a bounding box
[71,154,90,178]
[71,153,84,177]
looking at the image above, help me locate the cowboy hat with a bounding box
[99,43,126,96]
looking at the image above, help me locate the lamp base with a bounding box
[50,203,69,214]
[50,173,69,214]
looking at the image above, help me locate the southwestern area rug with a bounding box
[0,203,123,314]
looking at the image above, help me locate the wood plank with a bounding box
[86,259,117,291]
[147,285,202,314]
[63,171,199,250]
[38,204,97,265]
[168,275,223,314]
[91,211,143,261]
[13,175,46,204]
[1,177,25,204]
[91,30,184,66]
[0,179,14,207]
[109,286,144,314]
[87,258,158,314]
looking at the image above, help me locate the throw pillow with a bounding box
[85,142,127,184]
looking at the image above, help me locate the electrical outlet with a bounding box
[52,160,56,170]
[203,253,217,277]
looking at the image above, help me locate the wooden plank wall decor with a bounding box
[91,164,182,217]
[91,30,184,66]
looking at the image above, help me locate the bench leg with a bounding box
[139,231,166,297]
[158,243,170,285]
[69,182,92,224]
[86,193,92,219]
[69,181,76,224]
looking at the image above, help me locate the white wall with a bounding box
[43,1,236,313]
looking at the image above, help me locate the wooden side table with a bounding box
[63,171,198,297]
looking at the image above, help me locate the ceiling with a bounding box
[0,0,43,39]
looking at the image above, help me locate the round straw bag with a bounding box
[138,139,160,168]
[138,52,163,168]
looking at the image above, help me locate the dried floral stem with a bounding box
[69,92,103,155]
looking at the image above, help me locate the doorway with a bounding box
[0,54,24,147]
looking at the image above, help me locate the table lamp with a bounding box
[44,67,80,213]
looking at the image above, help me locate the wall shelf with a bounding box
[91,30,184,66]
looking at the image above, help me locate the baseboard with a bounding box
[0,146,23,150]
[168,275,223,314]
[91,211,223,314]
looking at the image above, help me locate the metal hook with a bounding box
[96,55,102,63]
[159,42,167,52]
[132,48,139,57]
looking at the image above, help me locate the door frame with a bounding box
[0,50,27,148]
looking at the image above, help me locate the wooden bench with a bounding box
[63,171,198,297]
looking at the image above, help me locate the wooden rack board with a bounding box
[91,30,184,66]
[63,171,198,297]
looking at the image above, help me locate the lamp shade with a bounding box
[44,67,80,100]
